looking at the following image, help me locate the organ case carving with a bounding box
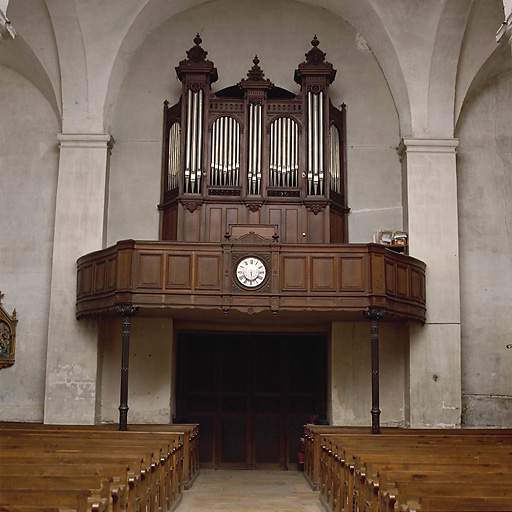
[159,35,348,244]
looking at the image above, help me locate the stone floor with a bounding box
[175,470,325,512]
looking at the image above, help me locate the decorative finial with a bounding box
[253,55,260,66]
[312,35,319,47]
[194,33,202,46]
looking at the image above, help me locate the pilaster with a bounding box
[398,138,461,428]
[44,133,111,424]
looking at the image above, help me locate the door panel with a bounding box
[176,332,326,469]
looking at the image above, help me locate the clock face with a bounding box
[236,257,267,288]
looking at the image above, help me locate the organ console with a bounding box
[158,35,349,244]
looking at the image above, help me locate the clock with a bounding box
[235,256,267,288]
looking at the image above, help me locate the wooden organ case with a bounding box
[159,35,348,244]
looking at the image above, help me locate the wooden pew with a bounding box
[307,427,512,512]
[0,424,195,512]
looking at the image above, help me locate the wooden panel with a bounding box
[281,256,307,291]
[396,263,409,298]
[107,257,117,289]
[76,241,426,322]
[411,268,423,302]
[81,264,93,295]
[94,261,106,293]
[161,203,178,241]
[117,250,133,289]
[330,209,345,243]
[182,208,201,242]
[385,261,396,295]
[268,209,282,240]
[339,257,365,291]
[137,253,164,288]
[226,208,240,235]
[167,254,192,289]
[371,253,386,294]
[195,255,221,290]
[311,257,336,291]
[285,208,299,243]
[208,207,223,242]
[307,210,325,243]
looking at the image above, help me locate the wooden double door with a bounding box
[176,332,327,469]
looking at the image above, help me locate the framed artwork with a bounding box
[0,292,17,369]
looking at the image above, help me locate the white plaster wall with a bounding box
[331,322,408,427]
[99,317,174,424]
[456,68,512,427]
[0,65,59,421]
[107,0,402,246]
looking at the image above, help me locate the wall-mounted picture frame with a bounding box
[0,292,17,369]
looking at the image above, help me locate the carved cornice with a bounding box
[294,36,336,86]
[363,307,386,321]
[115,304,138,317]
[244,201,263,213]
[176,34,218,85]
[231,232,273,245]
[397,138,459,160]
[180,199,203,213]
[305,201,328,215]
[57,133,112,150]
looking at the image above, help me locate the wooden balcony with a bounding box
[76,238,426,322]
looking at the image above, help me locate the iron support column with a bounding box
[116,304,138,431]
[363,307,386,434]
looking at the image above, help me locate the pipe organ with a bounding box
[159,35,348,243]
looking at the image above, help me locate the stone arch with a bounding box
[103,0,411,135]
[0,33,60,122]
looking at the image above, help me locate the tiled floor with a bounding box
[175,470,325,511]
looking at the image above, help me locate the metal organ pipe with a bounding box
[256,105,262,194]
[168,122,180,190]
[269,117,299,188]
[318,91,324,195]
[190,90,198,192]
[196,90,204,191]
[185,89,192,192]
[210,116,240,187]
[307,92,313,194]
[313,92,319,195]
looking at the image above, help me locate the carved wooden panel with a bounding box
[285,209,299,243]
[411,267,424,302]
[208,207,223,242]
[76,241,426,322]
[81,264,93,296]
[311,257,336,291]
[107,257,117,289]
[195,255,222,290]
[167,254,192,289]
[307,209,325,243]
[340,257,365,291]
[94,261,106,294]
[118,249,134,289]
[137,253,164,289]
[385,261,396,295]
[396,263,410,298]
[281,256,307,291]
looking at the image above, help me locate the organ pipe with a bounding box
[209,116,240,187]
[168,122,181,190]
[269,117,299,188]
[307,90,326,196]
